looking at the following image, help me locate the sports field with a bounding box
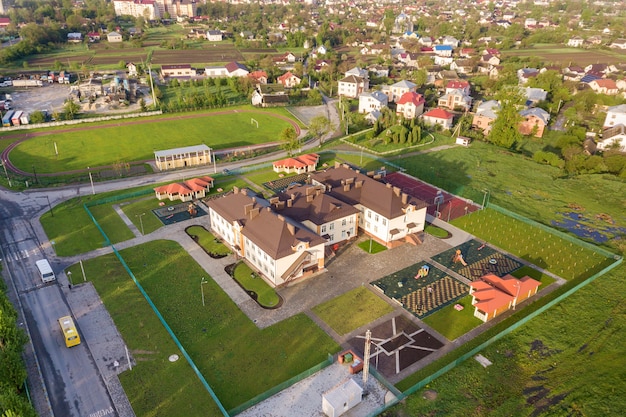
[4,109,297,173]
[501,44,626,66]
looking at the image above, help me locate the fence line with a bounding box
[3,111,163,131]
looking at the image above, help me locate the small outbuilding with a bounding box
[154,145,212,171]
[322,378,363,417]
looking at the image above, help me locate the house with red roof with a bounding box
[277,71,301,88]
[153,176,214,202]
[273,153,319,174]
[396,91,425,119]
[588,79,619,95]
[469,273,541,322]
[0,17,11,29]
[422,108,454,130]
[248,70,268,85]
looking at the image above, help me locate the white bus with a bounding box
[35,259,56,283]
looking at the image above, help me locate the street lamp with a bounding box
[136,212,146,235]
[201,277,207,306]
[0,159,11,187]
[513,281,521,310]
[45,195,54,217]
[67,271,73,287]
[88,167,95,195]
[482,189,490,210]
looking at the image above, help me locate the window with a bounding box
[366,221,371,229]
[341,230,346,238]
[374,225,378,233]
[375,214,379,222]
[367,210,371,218]
[382,218,387,226]
[329,223,334,230]
[321,225,327,233]
[329,234,334,242]
[342,219,347,226]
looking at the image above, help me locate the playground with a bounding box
[152,202,207,225]
[346,315,444,380]
[384,172,479,220]
[372,262,469,318]
[431,239,523,281]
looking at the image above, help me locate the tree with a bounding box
[309,115,333,147]
[488,88,524,149]
[280,127,299,156]
[29,111,46,124]
[63,99,80,120]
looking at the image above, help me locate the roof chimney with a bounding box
[306,194,314,203]
[233,186,240,194]
[343,184,350,192]
[248,207,260,219]
[287,198,293,207]
[393,186,401,197]
[402,192,408,204]
[287,223,296,235]
[244,203,253,215]
[355,180,363,188]
[386,183,392,188]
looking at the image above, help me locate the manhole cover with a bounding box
[168,354,179,362]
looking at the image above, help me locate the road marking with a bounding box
[88,407,114,417]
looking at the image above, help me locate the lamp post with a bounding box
[88,167,95,195]
[513,281,521,310]
[1,159,11,187]
[136,212,146,235]
[201,277,207,306]
[32,165,38,184]
[482,189,490,210]
[45,195,54,217]
[67,271,73,287]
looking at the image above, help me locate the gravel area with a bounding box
[237,362,393,417]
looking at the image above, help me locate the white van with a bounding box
[36,259,56,283]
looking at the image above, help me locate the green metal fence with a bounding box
[84,194,230,417]
[228,353,334,416]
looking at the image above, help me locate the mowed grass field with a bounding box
[501,44,626,66]
[69,240,340,414]
[8,109,296,173]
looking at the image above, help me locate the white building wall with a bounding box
[318,214,358,245]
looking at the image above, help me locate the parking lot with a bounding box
[4,83,70,114]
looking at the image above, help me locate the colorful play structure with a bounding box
[453,249,467,266]
[415,264,430,279]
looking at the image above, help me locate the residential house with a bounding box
[251,84,289,107]
[481,54,500,66]
[248,70,268,85]
[469,273,540,322]
[240,30,254,39]
[358,91,389,114]
[589,79,619,95]
[519,107,550,137]
[207,30,223,41]
[126,62,138,77]
[310,164,428,248]
[472,100,500,135]
[616,78,626,91]
[338,75,368,98]
[517,68,539,84]
[567,36,584,47]
[67,32,82,43]
[597,125,626,151]
[422,108,454,130]
[434,56,454,66]
[207,188,326,287]
[445,80,471,95]
[587,35,603,45]
[450,59,473,75]
[225,62,249,77]
[161,64,195,78]
[441,36,459,47]
[396,91,425,119]
[87,32,101,42]
[563,65,585,81]
[438,89,472,111]
[272,153,319,174]
[523,87,548,106]
[434,44,453,57]
[603,104,626,128]
[314,60,331,72]
[277,71,301,88]
[364,110,383,124]
[368,65,389,78]
[419,36,433,46]
[609,39,626,49]
[113,0,160,19]
[107,31,123,43]
[382,80,417,103]
[153,176,214,202]
[459,48,476,58]
[272,184,360,247]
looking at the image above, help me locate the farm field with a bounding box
[8,109,295,173]
[501,44,626,66]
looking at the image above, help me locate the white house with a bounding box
[422,108,454,130]
[567,36,584,47]
[597,125,626,151]
[381,80,417,103]
[338,75,368,98]
[207,30,223,41]
[107,31,123,43]
[603,104,626,128]
[358,91,388,114]
[396,91,425,119]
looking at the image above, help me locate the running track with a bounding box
[0,109,301,177]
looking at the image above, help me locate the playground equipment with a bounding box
[188,203,197,217]
[414,264,430,279]
[453,249,468,266]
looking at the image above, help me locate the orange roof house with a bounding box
[396,91,425,119]
[154,176,214,202]
[469,273,540,322]
[273,153,319,174]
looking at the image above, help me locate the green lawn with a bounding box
[451,209,610,280]
[185,226,230,257]
[422,295,482,341]
[120,198,166,236]
[357,238,387,254]
[69,240,340,413]
[232,262,279,308]
[11,109,295,173]
[312,286,394,335]
[424,224,450,238]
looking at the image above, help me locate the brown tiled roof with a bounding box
[207,188,325,259]
[274,184,359,225]
[309,165,427,219]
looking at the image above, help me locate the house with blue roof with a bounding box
[434,45,453,57]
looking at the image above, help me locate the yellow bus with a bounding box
[58,316,81,348]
